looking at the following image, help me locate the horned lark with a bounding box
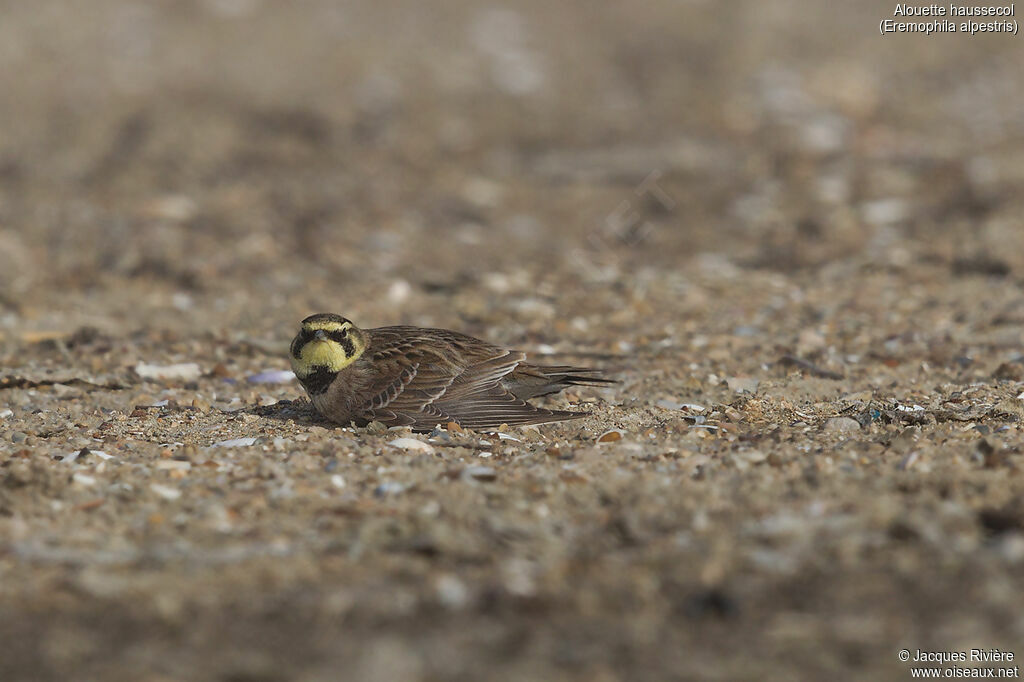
[289,313,614,431]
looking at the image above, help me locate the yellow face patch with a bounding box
[290,317,367,378]
[295,339,358,375]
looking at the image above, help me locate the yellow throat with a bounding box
[293,338,360,376]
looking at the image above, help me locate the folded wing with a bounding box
[356,329,590,430]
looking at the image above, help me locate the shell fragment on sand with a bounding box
[597,429,624,443]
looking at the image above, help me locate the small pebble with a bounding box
[134,362,202,381]
[155,460,191,471]
[147,195,197,222]
[387,438,435,453]
[213,437,258,448]
[72,473,97,487]
[428,426,450,441]
[387,279,412,303]
[0,408,13,419]
[823,417,861,433]
[862,198,909,226]
[463,466,497,482]
[11,431,27,444]
[150,483,182,500]
[597,429,624,443]
[436,575,470,609]
[374,481,406,496]
[246,370,296,384]
[50,383,79,398]
[330,474,346,489]
[171,291,194,310]
[997,534,1024,563]
[737,449,768,464]
[63,448,113,463]
[656,400,706,412]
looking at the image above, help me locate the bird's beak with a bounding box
[314,330,327,341]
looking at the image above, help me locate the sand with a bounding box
[2,2,1024,680]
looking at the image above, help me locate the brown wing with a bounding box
[355,327,587,431]
[504,364,617,399]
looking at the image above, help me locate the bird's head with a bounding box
[289,313,368,381]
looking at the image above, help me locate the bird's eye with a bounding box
[328,329,348,343]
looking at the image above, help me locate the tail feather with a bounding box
[505,364,617,400]
[453,406,589,430]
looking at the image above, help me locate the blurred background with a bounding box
[2,0,1021,341]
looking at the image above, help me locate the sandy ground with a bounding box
[2,2,1024,680]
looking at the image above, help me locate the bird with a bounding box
[289,313,615,431]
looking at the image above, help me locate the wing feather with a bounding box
[354,327,594,430]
